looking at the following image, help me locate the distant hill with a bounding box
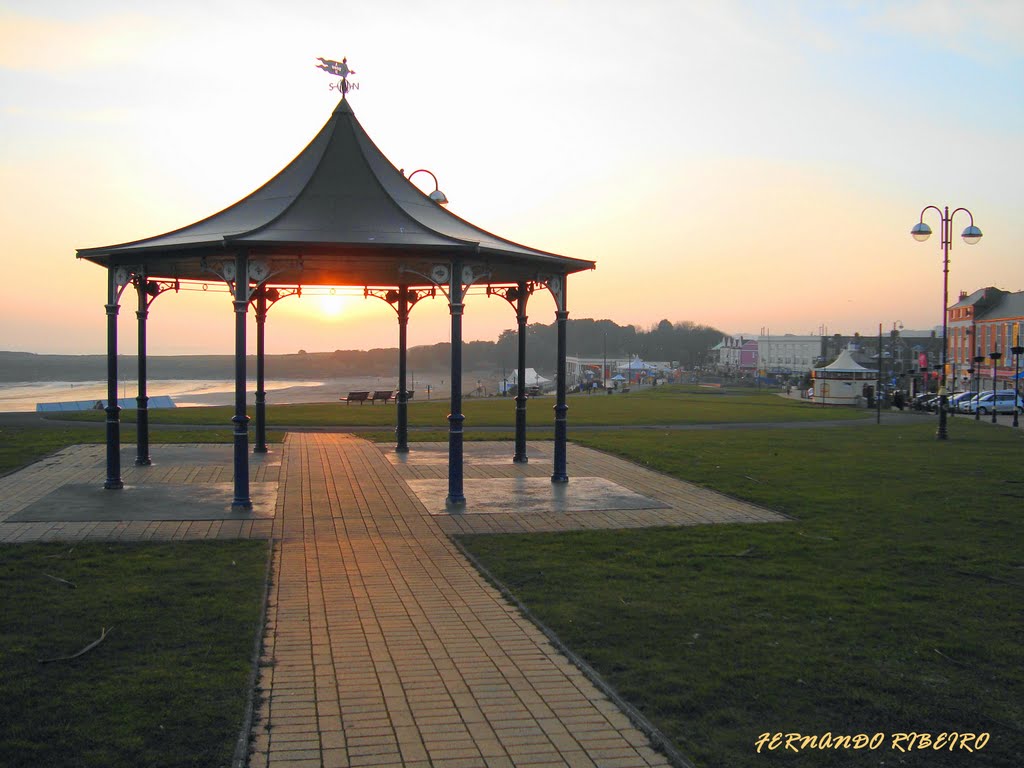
[0,347,462,382]
[1,316,722,382]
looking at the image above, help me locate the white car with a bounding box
[960,391,1024,415]
[949,391,978,412]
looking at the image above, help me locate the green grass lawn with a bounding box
[47,386,865,429]
[460,421,1024,768]
[0,540,268,768]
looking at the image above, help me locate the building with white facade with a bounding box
[757,335,825,375]
[711,335,756,373]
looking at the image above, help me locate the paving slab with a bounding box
[407,477,670,516]
[8,482,278,522]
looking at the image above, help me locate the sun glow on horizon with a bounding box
[318,293,348,318]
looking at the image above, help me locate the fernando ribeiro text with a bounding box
[755,732,989,754]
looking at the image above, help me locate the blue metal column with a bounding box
[254,288,268,454]
[232,253,252,510]
[552,276,569,484]
[396,286,410,453]
[104,267,123,489]
[447,262,466,507]
[135,271,151,466]
[514,281,529,463]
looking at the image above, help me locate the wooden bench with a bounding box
[372,390,394,404]
[340,391,370,405]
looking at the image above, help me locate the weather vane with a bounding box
[316,56,359,96]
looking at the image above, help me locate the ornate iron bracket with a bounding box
[486,282,535,313]
[249,285,301,317]
[397,263,491,302]
[200,256,300,301]
[134,275,180,310]
[537,273,566,311]
[364,286,435,314]
[110,266,134,305]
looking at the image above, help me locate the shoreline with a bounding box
[0,372,497,412]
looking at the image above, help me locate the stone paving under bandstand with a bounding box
[0,434,786,767]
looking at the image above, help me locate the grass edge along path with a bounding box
[0,540,270,768]
[459,422,1024,768]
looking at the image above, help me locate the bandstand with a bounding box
[812,349,878,405]
[77,63,594,510]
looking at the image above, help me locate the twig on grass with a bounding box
[933,648,966,667]
[797,532,834,541]
[39,627,114,664]
[42,573,76,589]
[43,547,76,559]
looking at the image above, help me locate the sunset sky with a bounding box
[1,1,1021,356]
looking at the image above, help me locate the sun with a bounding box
[318,294,347,317]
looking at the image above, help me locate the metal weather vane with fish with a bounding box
[316,57,359,95]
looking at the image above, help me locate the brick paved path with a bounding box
[0,434,786,766]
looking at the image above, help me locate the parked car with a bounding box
[960,391,1024,415]
[911,393,940,411]
[949,391,978,412]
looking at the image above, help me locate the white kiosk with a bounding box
[812,349,878,406]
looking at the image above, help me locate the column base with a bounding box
[231,500,254,512]
[104,480,124,490]
[551,474,569,484]
[134,458,152,466]
[513,456,529,464]
[445,495,466,512]
[253,446,268,454]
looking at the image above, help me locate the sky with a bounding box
[1,0,1022,356]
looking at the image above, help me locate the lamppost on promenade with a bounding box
[989,347,1002,424]
[1012,330,1023,429]
[973,353,985,421]
[911,205,982,439]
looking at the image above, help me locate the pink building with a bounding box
[740,340,759,373]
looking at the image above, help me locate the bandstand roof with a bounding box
[77,98,594,287]
[816,348,875,373]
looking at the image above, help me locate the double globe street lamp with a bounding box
[911,205,982,440]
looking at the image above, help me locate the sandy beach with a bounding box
[1,372,501,413]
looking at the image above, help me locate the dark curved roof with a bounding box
[77,98,593,286]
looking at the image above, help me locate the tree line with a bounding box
[1,318,722,382]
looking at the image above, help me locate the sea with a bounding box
[0,374,451,413]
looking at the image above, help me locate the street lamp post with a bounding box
[911,205,982,440]
[990,348,1002,424]
[1012,336,1023,429]
[973,353,985,421]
